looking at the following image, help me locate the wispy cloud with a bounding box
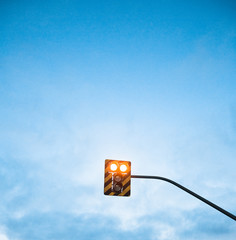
[1,0,236,239]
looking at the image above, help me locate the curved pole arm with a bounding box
[131,175,236,221]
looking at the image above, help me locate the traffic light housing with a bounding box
[104,159,131,197]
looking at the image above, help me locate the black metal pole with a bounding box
[131,175,236,221]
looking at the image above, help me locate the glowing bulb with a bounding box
[110,163,118,171]
[120,164,128,172]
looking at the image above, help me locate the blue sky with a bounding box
[0,0,236,239]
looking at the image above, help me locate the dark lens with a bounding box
[113,183,123,192]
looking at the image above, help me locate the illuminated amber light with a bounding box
[110,163,118,171]
[104,159,131,197]
[120,164,128,172]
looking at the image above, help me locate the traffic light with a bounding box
[104,159,131,197]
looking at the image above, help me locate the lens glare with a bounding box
[110,163,118,171]
[120,164,128,172]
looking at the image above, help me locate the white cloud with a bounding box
[0,228,9,240]
[0,38,236,239]
[151,223,176,240]
[0,234,8,240]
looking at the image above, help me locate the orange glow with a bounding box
[120,164,128,172]
[110,163,118,171]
